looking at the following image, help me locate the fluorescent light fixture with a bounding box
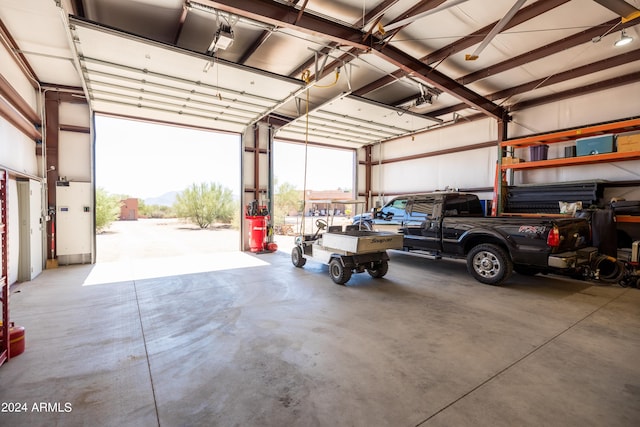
[614,29,632,47]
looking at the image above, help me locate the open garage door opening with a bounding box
[94,115,241,263]
[271,141,356,254]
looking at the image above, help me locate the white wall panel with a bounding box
[242,126,253,185]
[242,124,271,201]
[259,151,269,196]
[367,85,638,198]
[59,102,90,127]
[0,118,38,175]
[372,118,497,163]
[258,123,270,151]
[508,83,639,137]
[356,157,366,198]
[58,130,91,181]
[373,146,497,195]
[0,49,41,283]
[508,83,640,187]
[604,186,640,201]
[366,117,499,195]
[242,151,254,189]
[0,46,39,111]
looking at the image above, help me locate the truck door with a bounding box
[440,194,484,254]
[404,196,441,250]
[373,197,408,233]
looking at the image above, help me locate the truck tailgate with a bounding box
[553,218,590,251]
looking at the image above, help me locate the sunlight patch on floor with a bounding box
[83,252,270,286]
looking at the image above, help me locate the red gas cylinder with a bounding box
[246,215,267,252]
[0,322,26,359]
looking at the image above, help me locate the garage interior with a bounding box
[1,0,639,426]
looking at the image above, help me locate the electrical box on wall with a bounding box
[56,182,92,263]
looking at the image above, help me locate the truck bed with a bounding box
[321,230,403,254]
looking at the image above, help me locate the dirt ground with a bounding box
[96,218,241,263]
[96,216,355,263]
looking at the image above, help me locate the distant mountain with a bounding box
[144,191,179,207]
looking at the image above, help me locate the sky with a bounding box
[95,115,354,199]
[273,142,354,193]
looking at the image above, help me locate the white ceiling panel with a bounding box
[0,0,82,87]
[495,60,640,106]
[466,25,640,97]
[2,0,638,149]
[244,31,319,76]
[275,93,443,147]
[69,17,305,133]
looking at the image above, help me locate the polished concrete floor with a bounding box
[1,250,639,427]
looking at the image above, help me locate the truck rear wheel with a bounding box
[467,244,513,285]
[329,258,352,285]
[367,260,389,278]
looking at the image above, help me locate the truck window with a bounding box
[379,198,408,219]
[390,199,407,210]
[444,195,484,217]
[409,197,437,218]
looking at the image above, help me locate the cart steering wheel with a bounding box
[315,218,328,230]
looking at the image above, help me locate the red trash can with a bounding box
[246,215,267,252]
[0,322,25,359]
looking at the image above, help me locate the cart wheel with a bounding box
[367,260,389,278]
[329,258,351,285]
[291,246,306,268]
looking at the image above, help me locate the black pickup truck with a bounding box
[353,192,598,285]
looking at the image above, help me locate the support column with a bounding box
[493,118,509,216]
[364,145,372,211]
[241,122,274,251]
[44,92,60,261]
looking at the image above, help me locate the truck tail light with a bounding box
[547,226,560,248]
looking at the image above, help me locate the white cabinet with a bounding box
[56,182,92,263]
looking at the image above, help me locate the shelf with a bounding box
[617,216,640,223]
[493,118,640,218]
[501,117,640,148]
[501,213,640,223]
[499,213,572,218]
[501,150,640,170]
